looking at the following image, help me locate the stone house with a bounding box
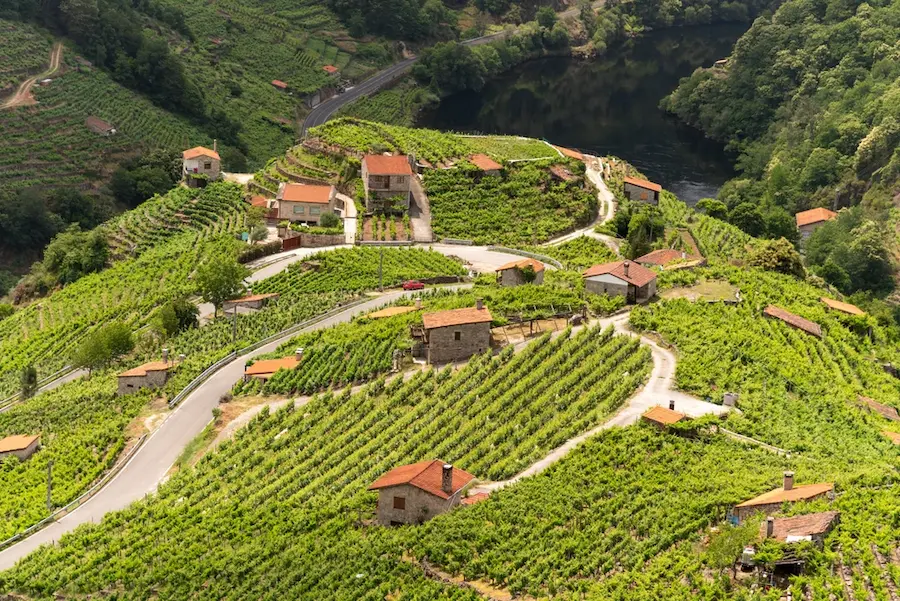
[763,305,822,338]
[223,293,280,312]
[795,208,837,240]
[0,434,41,461]
[368,459,475,525]
[117,361,174,396]
[583,260,657,304]
[420,301,493,364]
[761,511,839,548]
[495,258,545,287]
[469,154,502,176]
[361,154,413,213]
[275,183,336,225]
[243,353,301,382]
[641,401,686,430]
[623,176,661,204]
[182,144,221,187]
[732,472,833,523]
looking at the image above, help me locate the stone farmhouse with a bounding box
[795,207,837,240]
[732,472,833,523]
[419,301,493,364]
[361,154,413,213]
[469,154,502,176]
[368,459,475,525]
[182,144,221,187]
[117,360,176,396]
[583,260,657,304]
[0,434,41,461]
[623,176,661,204]
[275,183,337,225]
[243,352,301,382]
[642,401,686,430]
[495,258,545,287]
[763,305,822,338]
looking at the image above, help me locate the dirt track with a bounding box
[1,42,63,109]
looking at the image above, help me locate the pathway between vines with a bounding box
[1,43,63,109]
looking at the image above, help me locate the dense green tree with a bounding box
[536,6,557,28]
[319,211,341,229]
[746,237,804,277]
[71,321,134,373]
[696,198,728,220]
[195,255,249,317]
[19,365,38,400]
[727,203,765,237]
[412,42,487,95]
[41,226,109,285]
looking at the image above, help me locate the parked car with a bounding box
[402,280,425,290]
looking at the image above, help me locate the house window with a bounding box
[640,191,648,201]
[371,175,389,189]
[454,331,461,341]
[204,162,212,170]
[393,496,406,510]
[293,205,305,215]
[309,206,321,216]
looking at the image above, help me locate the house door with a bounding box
[627,285,636,304]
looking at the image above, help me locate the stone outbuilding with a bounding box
[420,301,493,364]
[763,305,822,338]
[223,293,280,312]
[623,176,661,204]
[276,183,337,225]
[583,260,657,304]
[243,353,301,382]
[117,361,175,396]
[795,207,837,240]
[368,459,475,525]
[761,511,839,547]
[0,434,41,461]
[732,472,833,523]
[495,258,545,287]
[361,154,413,213]
[182,144,221,187]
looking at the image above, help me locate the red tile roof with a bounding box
[85,116,114,132]
[549,164,576,182]
[858,395,900,422]
[623,176,662,193]
[642,406,686,425]
[244,356,299,377]
[582,261,657,288]
[495,258,545,273]
[271,79,288,89]
[369,460,475,499]
[363,154,413,176]
[118,361,174,378]
[761,511,839,542]
[227,293,280,304]
[469,154,502,171]
[0,434,40,453]
[183,146,220,161]
[796,207,837,228]
[250,196,269,208]
[322,65,339,74]
[821,297,865,316]
[764,305,823,337]
[278,183,334,203]
[366,305,420,319]
[422,306,493,330]
[635,249,698,266]
[736,482,833,508]
[552,145,584,160]
[461,492,490,505]
[882,431,900,445]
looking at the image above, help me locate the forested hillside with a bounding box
[663,0,900,294]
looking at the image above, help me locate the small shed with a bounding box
[469,154,502,176]
[243,354,301,382]
[271,79,288,90]
[368,459,475,525]
[763,305,822,338]
[495,258,545,287]
[641,402,686,430]
[0,434,41,461]
[820,297,865,316]
[85,116,116,136]
[857,395,900,422]
[322,65,339,75]
[795,208,837,240]
[420,300,493,364]
[117,361,174,396]
[732,472,833,523]
[623,176,661,204]
[224,293,280,311]
[761,511,839,547]
[583,261,657,304]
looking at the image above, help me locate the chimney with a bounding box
[162,348,169,364]
[415,298,423,309]
[783,471,794,491]
[766,517,775,538]
[213,139,217,153]
[669,400,675,411]
[623,261,630,277]
[295,348,304,361]
[442,464,453,494]
[475,298,484,310]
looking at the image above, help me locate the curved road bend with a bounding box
[0,288,460,571]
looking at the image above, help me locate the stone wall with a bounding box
[117,370,170,396]
[426,322,491,364]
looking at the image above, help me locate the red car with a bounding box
[402,280,425,290]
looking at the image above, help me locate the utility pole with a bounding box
[378,247,384,292]
[46,459,53,513]
[232,306,238,351]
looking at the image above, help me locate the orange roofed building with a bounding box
[495,258,545,287]
[820,297,865,316]
[419,300,493,364]
[796,207,837,240]
[732,472,833,523]
[361,154,413,213]
[224,293,280,311]
[118,361,175,396]
[764,305,822,338]
[469,154,502,175]
[0,434,41,461]
[243,353,301,381]
[583,260,657,304]
[275,182,336,225]
[623,176,662,205]
[642,403,686,430]
[369,460,475,525]
[182,144,221,187]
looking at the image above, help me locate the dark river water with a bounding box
[418,24,746,203]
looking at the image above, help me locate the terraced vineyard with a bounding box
[0,20,52,94]
[1,325,652,598]
[528,236,618,270]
